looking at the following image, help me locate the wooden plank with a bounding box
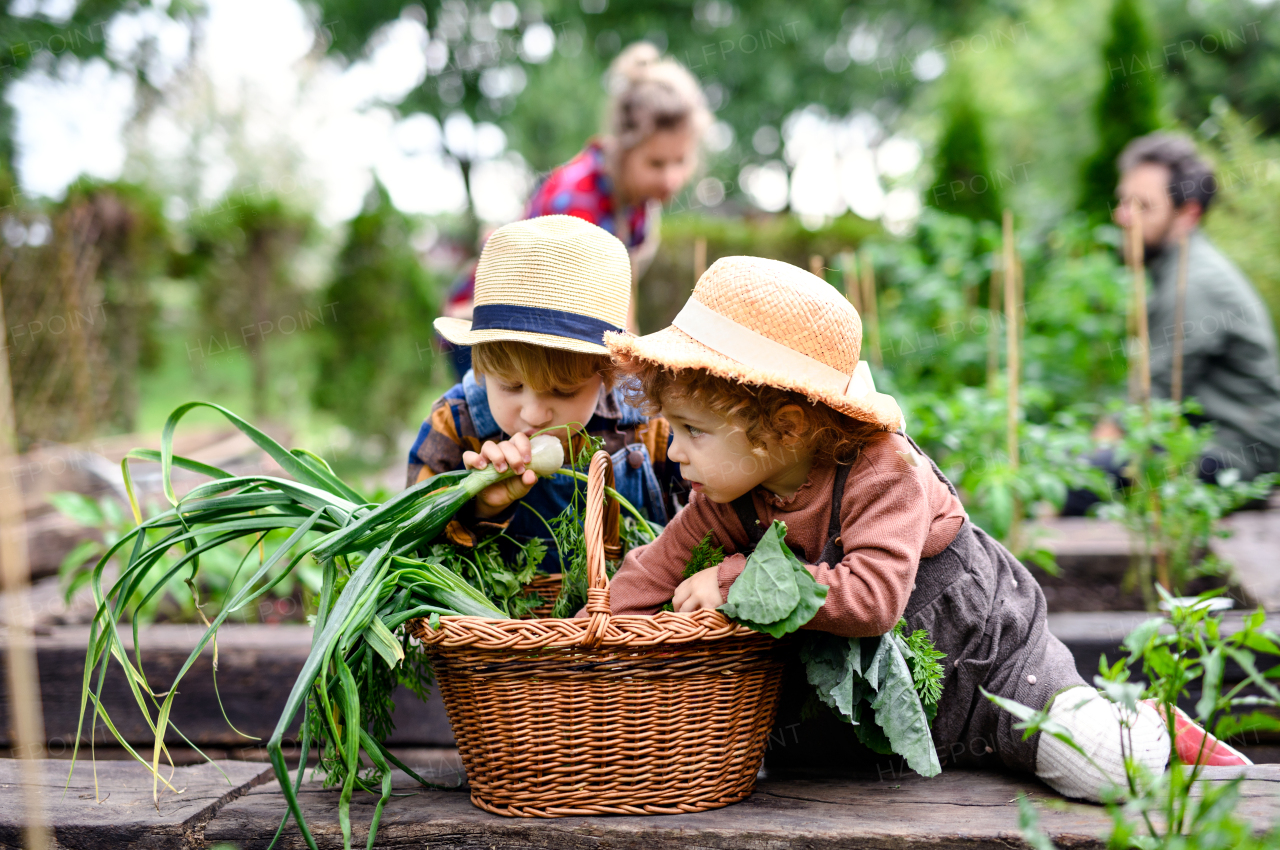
[0,625,453,749]
[203,764,1280,849]
[0,758,272,849]
[1215,508,1280,611]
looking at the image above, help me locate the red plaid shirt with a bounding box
[445,142,649,310]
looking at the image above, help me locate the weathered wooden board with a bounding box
[0,758,271,849]
[205,764,1280,849]
[0,625,453,749]
[1216,507,1280,611]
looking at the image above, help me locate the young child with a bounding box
[602,255,1249,801]
[408,215,683,570]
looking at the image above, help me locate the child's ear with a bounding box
[774,404,808,446]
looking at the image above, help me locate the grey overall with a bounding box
[734,437,1086,777]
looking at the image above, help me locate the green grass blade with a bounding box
[160,401,366,506]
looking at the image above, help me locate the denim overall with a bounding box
[461,370,670,572]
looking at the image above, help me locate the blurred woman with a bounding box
[442,42,711,377]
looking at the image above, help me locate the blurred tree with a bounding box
[0,1,196,177]
[0,180,168,445]
[1149,0,1280,137]
[310,0,990,217]
[179,195,315,418]
[1078,0,1162,220]
[926,71,1002,222]
[310,182,440,453]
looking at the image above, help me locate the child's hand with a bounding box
[464,434,539,518]
[672,566,723,613]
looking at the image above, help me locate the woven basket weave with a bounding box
[411,450,786,817]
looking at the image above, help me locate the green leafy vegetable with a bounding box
[660,531,726,612]
[800,621,946,778]
[719,521,827,638]
[70,404,654,850]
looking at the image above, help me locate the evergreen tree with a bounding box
[927,73,1003,223]
[311,182,440,453]
[1079,0,1162,220]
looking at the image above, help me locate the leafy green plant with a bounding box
[800,621,945,778]
[718,520,828,639]
[989,586,1280,848]
[1096,399,1277,606]
[905,386,1109,571]
[659,531,725,613]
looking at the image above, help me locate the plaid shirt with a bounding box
[444,142,651,311]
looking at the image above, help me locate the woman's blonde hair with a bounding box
[605,42,712,153]
[472,340,615,392]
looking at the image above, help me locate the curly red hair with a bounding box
[618,358,887,465]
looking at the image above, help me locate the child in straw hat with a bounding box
[603,256,1249,801]
[407,215,684,570]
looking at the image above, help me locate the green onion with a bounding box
[70,407,563,850]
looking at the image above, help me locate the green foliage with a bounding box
[800,621,945,777]
[1096,399,1277,606]
[906,386,1109,567]
[1079,0,1163,220]
[310,183,441,451]
[179,193,317,418]
[718,520,828,638]
[660,531,726,612]
[642,212,880,332]
[991,588,1280,848]
[424,535,546,619]
[684,531,725,580]
[928,71,1003,222]
[868,210,1130,411]
[1201,107,1280,334]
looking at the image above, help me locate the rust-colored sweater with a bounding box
[606,431,968,637]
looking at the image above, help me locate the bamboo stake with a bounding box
[842,252,863,314]
[1128,217,1152,406]
[987,257,1003,392]
[1002,210,1022,552]
[1171,234,1190,404]
[0,280,53,849]
[693,237,707,282]
[1125,216,1170,591]
[860,249,882,368]
[809,254,824,280]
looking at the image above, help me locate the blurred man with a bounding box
[1064,133,1280,515]
[1115,132,1280,482]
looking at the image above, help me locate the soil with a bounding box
[1038,572,1234,612]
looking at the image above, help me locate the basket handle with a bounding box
[580,450,613,647]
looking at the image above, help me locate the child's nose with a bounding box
[521,397,553,428]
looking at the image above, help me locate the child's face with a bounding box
[661,397,813,503]
[484,371,603,439]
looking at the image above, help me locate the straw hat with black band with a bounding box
[434,215,631,355]
[606,255,904,432]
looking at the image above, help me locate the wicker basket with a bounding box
[411,450,786,817]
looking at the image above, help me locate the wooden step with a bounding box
[0,625,453,750]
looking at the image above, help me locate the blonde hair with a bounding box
[605,42,712,153]
[472,340,615,392]
[619,358,884,466]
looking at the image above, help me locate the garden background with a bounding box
[4,0,1279,562]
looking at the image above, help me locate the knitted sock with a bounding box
[1034,686,1169,802]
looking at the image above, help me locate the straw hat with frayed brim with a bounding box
[434,215,631,356]
[606,256,904,431]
